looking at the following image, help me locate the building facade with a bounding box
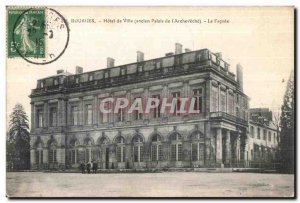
[247,108,279,168]
[29,43,250,170]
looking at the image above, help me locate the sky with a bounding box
[6,6,294,127]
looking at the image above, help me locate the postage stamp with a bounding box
[7,8,46,58]
[7,7,69,65]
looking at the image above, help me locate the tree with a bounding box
[7,103,30,170]
[278,71,294,173]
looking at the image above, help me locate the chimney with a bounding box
[216,52,222,59]
[236,63,243,91]
[137,51,144,62]
[175,43,182,54]
[75,66,83,74]
[57,69,64,74]
[185,48,191,53]
[107,57,115,68]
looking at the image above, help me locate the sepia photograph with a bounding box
[5,6,295,198]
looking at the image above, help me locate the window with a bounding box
[274,133,276,143]
[152,95,161,118]
[133,135,144,162]
[263,130,267,140]
[133,97,143,120]
[151,135,162,161]
[49,143,57,164]
[211,86,218,112]
[85,104,93,125]
[89,75,93,81]
[121,68,126,76]
[228,93,234,115]
[54,79,58,85]
[190,131,205,161]
[250,126,254,138]
[49,107,57,127]
[104,71,109,78]
[138,65,143,73]
[236,107,239,118]
[37,109,43,128]
[170,133,182,161]
[75,77,79,84]
[116,100,125,122]
[35,143,43,165]
[257,128,261,139]
[100,100,111,123]
[71,106,79,126]
[116,136,125,162]
[267,131,271,142]
[193,89,203,113]
[40,81,44,88]
[172,92,181,116]
[220,90,226,112]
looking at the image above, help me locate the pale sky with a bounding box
[6,7,294,126]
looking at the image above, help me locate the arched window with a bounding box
[151,134,162,161]
[132,135,144,162]
[190,131,205,161]
[35,142,43,166]
[69,140,79,165]
[116,136,125,162]
[48,142,57,164]
[170,132,182,161]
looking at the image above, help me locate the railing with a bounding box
[210,111,248,125]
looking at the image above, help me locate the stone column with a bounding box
[30,102,34,131]
[225,130,231,166]
[236,135,241,161]
[216,128,223,165]
[57,99,62,126]
[205,79,211,117]
[204,122,211,165]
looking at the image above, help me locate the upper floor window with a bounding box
[37,109,43,128]
[133,97,143,120]
[193,89,203,113]
[40,82,44,88]
[116,100,125,122]
[263,129,267,140]
[250,126,254,138]
[138,65,143,73]
[268,131,271,142]
[172,92,181,116]
[54,79,58,86]
[49,107,57,127]
[152,95,161,118]
[257,128,261,139]
[121,68,126,76]
[71,106,79,126]
[75,77,79,84]
[220,90,226,113]
[104,71,109,78]
[89,75,93,81]
[85,104,93,125]
[211,86,218,112]
[228,93,234,115]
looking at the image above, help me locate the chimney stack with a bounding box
[57,69,64,74]
[236,63,243,91]
[216,52,222,59]
[175,43,182,54]
[107,57,115,68]
[137,51,144,62]
[75,66,83,74]
[185,48,191,53]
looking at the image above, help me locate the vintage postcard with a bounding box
[6,6,295,198]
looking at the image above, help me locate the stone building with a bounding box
[247,108,279,168]
[29,43,250,170]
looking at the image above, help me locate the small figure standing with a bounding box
[86,162,91,174]
[80,162,85,174]
[92,161,98,174]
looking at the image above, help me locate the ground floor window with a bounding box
[134,145,144,162]
[171,143,182,161]
[49,149,57,164]
[35,150,43,164]
[69,149,78,164]
[116,146,125,162]
[151,144,162,161]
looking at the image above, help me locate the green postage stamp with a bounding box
[7,8,45,58]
